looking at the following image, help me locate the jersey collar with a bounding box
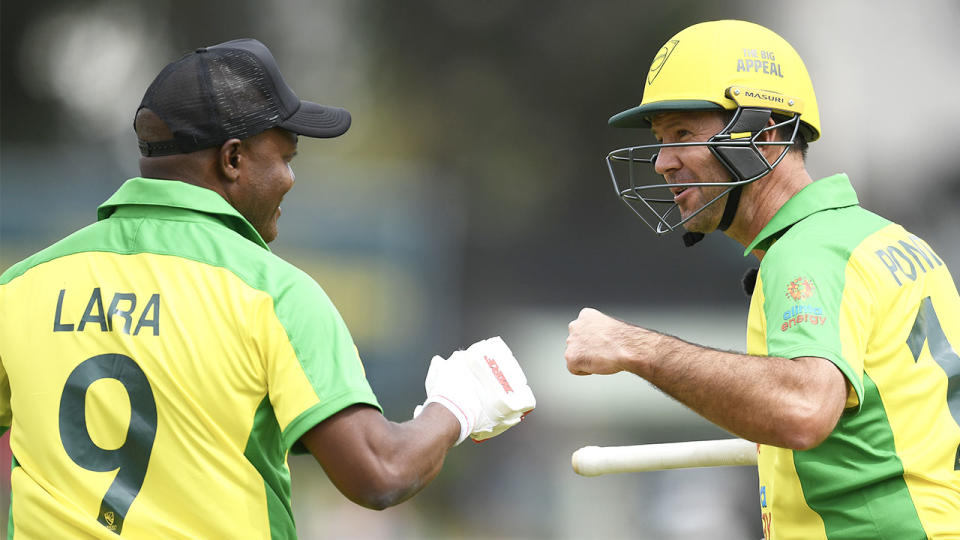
[97,177,269,250]
[743,173,860,256]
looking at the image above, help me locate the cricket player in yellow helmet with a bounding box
[567,19,960,539]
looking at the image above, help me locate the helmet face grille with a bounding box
[605,110,800,235]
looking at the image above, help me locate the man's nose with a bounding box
[653,145,681,176]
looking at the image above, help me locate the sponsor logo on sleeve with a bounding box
[781,277,827,332]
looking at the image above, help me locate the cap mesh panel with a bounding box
[139,49,282,153]
[208,50,281,141]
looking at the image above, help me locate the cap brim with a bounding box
[280,100,351,138]
[609,100,723,128]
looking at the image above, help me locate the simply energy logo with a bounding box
[781,277,827,332]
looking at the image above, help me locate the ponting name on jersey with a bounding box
[874,234,944,287]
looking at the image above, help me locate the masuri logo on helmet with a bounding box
[605,20,820,245]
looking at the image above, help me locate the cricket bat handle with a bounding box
[572,438,758,477]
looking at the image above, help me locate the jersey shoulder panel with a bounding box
[757,206,889,401]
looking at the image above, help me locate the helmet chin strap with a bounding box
[682,231,705,247]
[717,185,742,231]
[681,184,741,247]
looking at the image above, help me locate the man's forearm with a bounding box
[566,308,846,449]
[624,329,845,449]
[301,404,458,510]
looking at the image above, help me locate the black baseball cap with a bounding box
[137,38,351,156]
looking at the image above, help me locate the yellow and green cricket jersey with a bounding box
[0,177,381,539]
[745,174,960,539]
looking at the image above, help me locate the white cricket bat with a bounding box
[571,438,758,477]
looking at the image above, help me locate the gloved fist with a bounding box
[414,353,481,445]
[458,336,536,442]
[414,337,535,445]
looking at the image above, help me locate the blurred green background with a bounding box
[3,1,960,538]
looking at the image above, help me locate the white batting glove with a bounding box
[457,336,536,442]
[414,353,481,445]
[414,337,535,445]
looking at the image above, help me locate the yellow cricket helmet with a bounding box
[610,19,820,142]
[604,20,820,246]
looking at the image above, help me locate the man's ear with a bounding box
[218,139,243,182]
[759,116,783,162]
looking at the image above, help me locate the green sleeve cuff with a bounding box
[776,345,864,414]
[282,389,382,454]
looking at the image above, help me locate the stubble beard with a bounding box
[680,187,727,234]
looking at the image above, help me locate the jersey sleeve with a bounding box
[0,286,11,434]
[257,269,381,453]
[758,238,869,412]
[0,356,10,435]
